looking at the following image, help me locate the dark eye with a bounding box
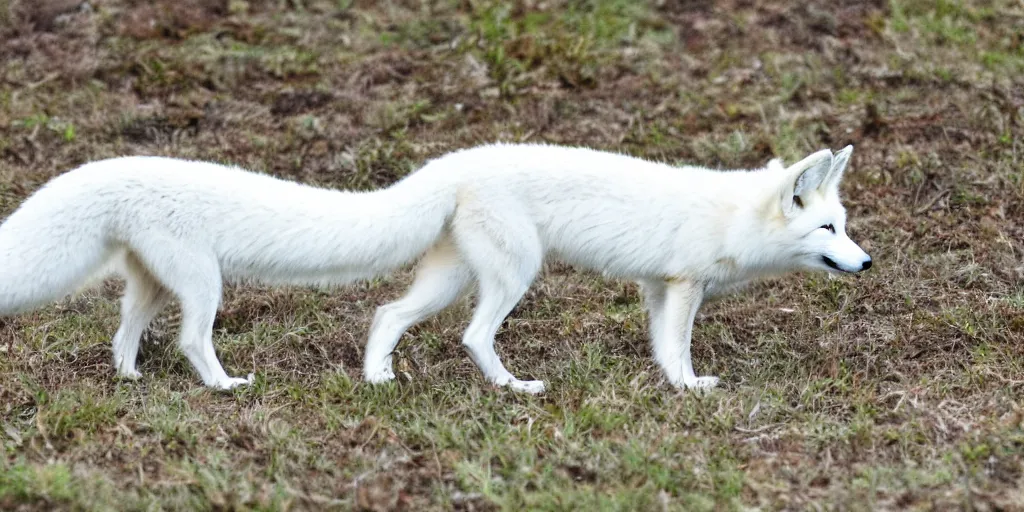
[793,196,804,208]
[820,224,835,233]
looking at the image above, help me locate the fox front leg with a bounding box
[647,279,718,391]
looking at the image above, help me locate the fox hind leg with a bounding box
[453,207,545,394]
[462,275,544,394]
[364,237,471,383]
[112,253,172,379]
[130,236,250,390]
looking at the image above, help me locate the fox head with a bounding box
[768,146,872,274]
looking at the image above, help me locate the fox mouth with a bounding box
[821,255,844,272]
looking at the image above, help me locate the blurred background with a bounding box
[1,1,1023,510]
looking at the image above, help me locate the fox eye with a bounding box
[820,224,835,233]
[793,196,804,208]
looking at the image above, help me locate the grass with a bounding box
[2,0,1024,509]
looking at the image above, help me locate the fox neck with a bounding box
[703,174,799,286]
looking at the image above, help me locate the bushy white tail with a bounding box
[0,195,117,315]
[0,155,463,390]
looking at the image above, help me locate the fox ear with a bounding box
[766,158,786,172]
[823,145,853,191]
[780,149,833,213]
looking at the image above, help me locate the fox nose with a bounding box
[861,258,872,271]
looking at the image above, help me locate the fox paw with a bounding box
[213,374,254,391]
[508,379,546,395]
[116,369,143,381]
[681,376,719,393]
[365,367,396,384]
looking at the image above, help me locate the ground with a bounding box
[1,0,1023,510]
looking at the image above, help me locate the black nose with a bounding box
[861,259,872,271]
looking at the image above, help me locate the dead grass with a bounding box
[2,0,1024,510]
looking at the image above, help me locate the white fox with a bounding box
[0,144,870,393]
[361,144,872,394]
[0,157,455,389]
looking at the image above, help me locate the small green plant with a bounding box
[12,115,77,143]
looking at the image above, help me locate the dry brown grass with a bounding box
[2,0,1023,510]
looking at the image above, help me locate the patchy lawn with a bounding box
[2,0,1023,509]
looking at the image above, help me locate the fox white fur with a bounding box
[0,144,871,393]
[0,157,453,389]
[363,144,872,393]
